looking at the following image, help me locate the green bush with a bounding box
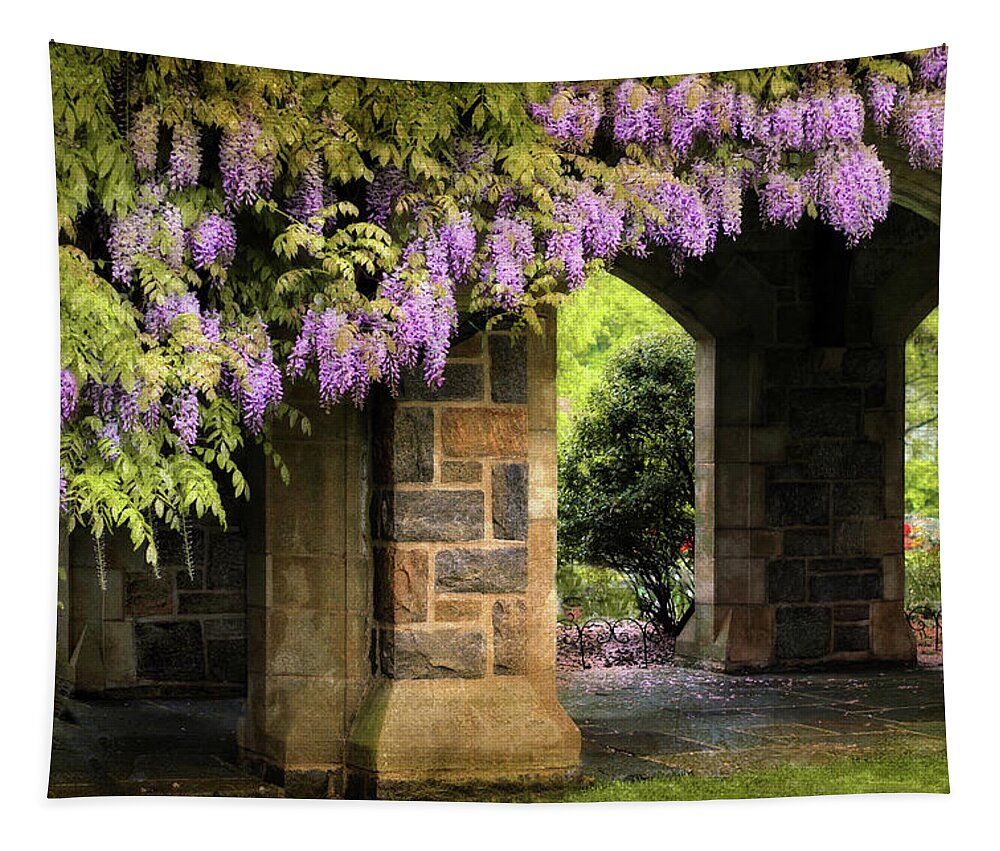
[558,331,695,634]
[905,548,941,609]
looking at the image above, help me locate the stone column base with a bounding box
[345,677,580,798]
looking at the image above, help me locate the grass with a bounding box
[551,740,949,803]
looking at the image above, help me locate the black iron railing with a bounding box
[557,613,667,669]
[905,604,943,654]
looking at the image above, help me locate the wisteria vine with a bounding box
[53,44,946,566]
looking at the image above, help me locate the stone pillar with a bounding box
[346,315,579,796]
[676,340,776,669]
[239,399,373,798]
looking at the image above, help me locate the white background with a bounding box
[1,3,996,849]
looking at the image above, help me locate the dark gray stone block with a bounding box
[788,388,861,438]
[833,624,870,652]
[134,621,205,681]
[788,441,882,480]
[767,560,805,603]
[374,406,435,484]
[775,606,831,659]
[784,528,829,556]
[207,638,247,683]
[766,483,830,527]
[207,532,246,589]
[833,482,883,517]
[492,463,528,541]
[386,628,486,679]
[842,348,886,383]
[398,363,483,402]
[489,335,527,404]
[809,557,881,573]
[435,547,528,593]
[809,573,881,602]
[379,490,484,542]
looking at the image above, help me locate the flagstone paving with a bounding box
[47,664,945,797]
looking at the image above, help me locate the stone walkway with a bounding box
[48,665,945,797]
[559,665,946,781]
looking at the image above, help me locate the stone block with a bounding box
[809,557,881,573]
[385,628,486,679]
[270,554,347,610]
[833,519,864,555]
[784,528,830,556]
[441,460,482,483]
[766,483,830,527]
[207,638,247,683]
[767,559,805,603]
[207,532,246,589]
[435,598,482,622]
[203,617,246,639]
[489,335,528,403]
[177,591,245,615]
[751,529,782,557]
[833,624,870,652]
[775,606,831,659]
[809,572,881,602]
[834,605,869,621]
[492,463,528,541]
[374,547,428,624]
[750,426,787,463]
[842,348,886,383]
[374,406,435,484]
[449,332,486,359]
[378,490,484,542]
[435,547,528,593]
[788,441,882,480]
[155,524,206,570]
[125,573,174,617]
[267,609,344,678]
[788,388,861,438]
[398,363,483,401]
[134,621,205,681]
[492,599,528,675]
[833,482,883,517]
[441,408,527,457]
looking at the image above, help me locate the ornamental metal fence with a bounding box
[557,613,668,669]
[905,604,943,655]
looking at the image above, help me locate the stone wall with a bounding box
[65,512,247,693]
[371,329,530,680]
[346,314,579,795]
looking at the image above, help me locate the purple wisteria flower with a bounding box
[916,46,948,89]
[223,323,284,433]
[145,292,201,338]
[480,216,536,309]
[97,421,121,461]
[366,167,417,228]
[528,86,603,152]
[613,80,663,148]
[759,171,806,229]
[171,387,199,452]
[692,160,745,249]
[60,369,77,424]
[865,74,898,134]
[545,200,587,289]
[190,213,237,270]
[287,155,326,231]
[805,144,891,247]
[801,89,865,150]
[130,105,159,173]
[894,90,945,170]
[107,189,185,285]
[168,121,202,189]
[219,117,275,209]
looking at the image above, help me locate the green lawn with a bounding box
[552,744,949,803]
